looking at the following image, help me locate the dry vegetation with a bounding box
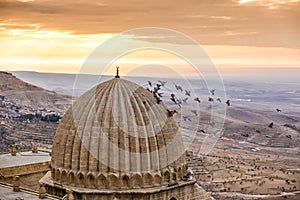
[186,131,300,200]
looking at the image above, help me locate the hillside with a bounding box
[0,71,72,153]
[0,71,71,112]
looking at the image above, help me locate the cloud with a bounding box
[210,16,233,20]
[0,0,299,48]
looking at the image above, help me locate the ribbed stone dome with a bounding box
[51,77,186,189]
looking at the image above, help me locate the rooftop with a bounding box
[0,151,51,168]
[0,184,54,200]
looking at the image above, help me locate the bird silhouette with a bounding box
[210,89,215,95]
[185,90,191,96]
[216,98,221,103]
[153,84,161,93]
[198,129,207,133]
[183,116,192,122]
[158,80,167,86]
[170,97,177,104]
[170,93,177,104]
[208,97,214,102]
[157,92,163,97]
[286,135,292,139]
[276,108,282,112]
[153,93,162,104]
[174,83,183,92]
[167,109,177,117]
[225,100,230,106]
[268,122,274,128]
[156,98,162,104]
[191,110,198,116]
[194,97,201,103]
[182,97,188,103]
[176,99,182,107]
[242,133,249,137]
[148,81,152,87]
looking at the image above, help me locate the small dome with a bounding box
[51,78,186,189]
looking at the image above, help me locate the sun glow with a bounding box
[238,0,253,3]
[1,25,299,75]
[238,0,300,8]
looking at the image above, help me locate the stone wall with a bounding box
[0,161,50,191]
[46,181,212,200]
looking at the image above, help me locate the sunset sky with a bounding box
[0,0,299,76]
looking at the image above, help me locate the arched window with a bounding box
[170,197,177,200]
[68,172,75,186]
[61,170,68,184]
[76,172,85,188]
[108,174,119,189]
[121,175,130,188]
[132,174,143,188]
[143,173,153,187]
[86,174,96,188]
[163,171,170,184]
[97,174,107,189]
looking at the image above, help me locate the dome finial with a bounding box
[115,66,120,78]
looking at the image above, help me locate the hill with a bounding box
[0,71,71,112]
[0,71,72,153]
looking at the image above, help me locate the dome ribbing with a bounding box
[51,78,186,189]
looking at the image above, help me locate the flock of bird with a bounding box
[267,108,295,140]
[145,80,230,121]
[145,80,295,140]
[172,83,231,107]
[267,108,284,129]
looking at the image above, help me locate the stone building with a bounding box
[39,74,212,200]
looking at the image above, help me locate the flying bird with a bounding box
[191,110,198,116]
[167,109,177,117]
[208,97,214,102]
[157,92,163,97]
[225,100,230,106]
[158,80,167,86]
[194,97,201,103]
[286,135,292,139]
[182,97,188,103]
[153,93,162,104]
[176,99,182,107]
[153,83,162,93]
[268,122,274,128]
[276,108,282,112]
[148,81,152,87]
[174,83,183,92]
[183,116,191,122]
[210,89,215,95]
[242,133,249,138]
[156,98,162,104]
[198,129,207,134]
[170,93,181,107]
[216,98,221,103]
[185,90,191,97]
[170,93,177,104]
